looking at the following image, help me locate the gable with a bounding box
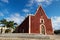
[35,6,47,18]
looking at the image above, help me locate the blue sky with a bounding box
[0,0,60,30]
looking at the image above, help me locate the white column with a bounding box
[29,16,31,34]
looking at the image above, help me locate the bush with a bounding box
[5,29,11,33]
[54,30,60,34]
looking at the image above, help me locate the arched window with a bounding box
[41,25,45,34]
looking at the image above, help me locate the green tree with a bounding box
[0,19,18,29]
[6,21,14,28]
[0,19,7,27]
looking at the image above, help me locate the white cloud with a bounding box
[1,0,9,3]
[51,16,60,30]
[26,0,34,6]
[26,13,34,17]
[5,13,25,25]
[35,0,45,2]
[26,0,59,7]
[26,0,52,6]
[22,9,30,13]
[0,12,4,16]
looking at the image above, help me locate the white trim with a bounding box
[50,18,54,34]
[39,6,49,19]
[40,19,44,24]
[40,24,46,35]
[29,16,31,34]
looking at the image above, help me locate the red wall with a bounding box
[13,16,29,33]
[30,6,54,35]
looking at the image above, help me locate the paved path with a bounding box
[0,33,59,40]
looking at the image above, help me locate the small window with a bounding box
[40,19,44,23]
[41,20,43,23]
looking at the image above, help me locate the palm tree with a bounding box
[0,19,18,33]
[0,19,7,27]
[0,19,18,29]
[6,21,14,28]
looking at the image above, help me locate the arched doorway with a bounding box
[41,25,45,34]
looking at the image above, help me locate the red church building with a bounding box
[14,6,54,35]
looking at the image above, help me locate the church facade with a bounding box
[14,6,54,35]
